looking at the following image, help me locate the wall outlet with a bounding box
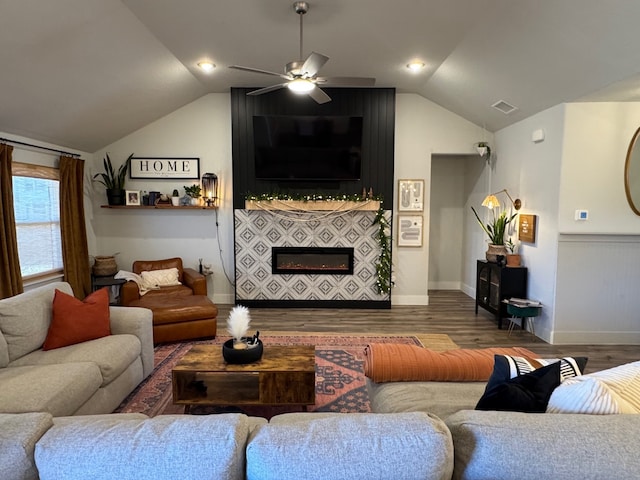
[575,210,588,221]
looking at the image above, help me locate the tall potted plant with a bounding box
[92,153,134,206]
[471,206,517,263]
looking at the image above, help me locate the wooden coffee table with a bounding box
[172,344,316,412]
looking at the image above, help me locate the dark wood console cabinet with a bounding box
[475,260,527,329]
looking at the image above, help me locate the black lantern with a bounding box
[201,173,218,207]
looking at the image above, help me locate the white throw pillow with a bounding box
[140,268,181,289]
[546,360,640,414]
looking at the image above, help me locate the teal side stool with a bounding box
[506,303,542,340]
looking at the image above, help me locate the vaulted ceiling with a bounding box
[2,0,640,152]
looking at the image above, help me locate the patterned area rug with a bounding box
[115,332,457,417]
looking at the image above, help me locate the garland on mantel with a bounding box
[244,192,383,202]
[244,193,393,295]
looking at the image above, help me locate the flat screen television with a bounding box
[253,115,363,181]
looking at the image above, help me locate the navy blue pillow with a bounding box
[475,362,561,413]
[484,355,587,394]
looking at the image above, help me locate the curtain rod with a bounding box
[0,137,81,158]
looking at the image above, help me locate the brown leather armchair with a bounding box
[120,257,217,344]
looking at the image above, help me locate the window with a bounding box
[12,163,62,279]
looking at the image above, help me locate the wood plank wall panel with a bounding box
[231,88,396,209]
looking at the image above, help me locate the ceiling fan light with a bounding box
[288,78,315,93]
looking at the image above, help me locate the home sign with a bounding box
[130,157,200,180]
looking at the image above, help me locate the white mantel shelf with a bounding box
[244,199,380,211]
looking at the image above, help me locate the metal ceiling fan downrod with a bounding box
[287,2,310,77]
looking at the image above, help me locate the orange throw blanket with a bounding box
[363,344,537,383]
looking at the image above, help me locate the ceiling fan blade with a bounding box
[301,52,329,77]
[229,65,291,81]
[316,76,376,87]
[247,83,288,96]
[307,85,331,104]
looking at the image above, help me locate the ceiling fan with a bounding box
[229,1,375,104]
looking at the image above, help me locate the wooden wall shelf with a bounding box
[100,205,216,210]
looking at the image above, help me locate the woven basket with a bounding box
[92,256,117,276]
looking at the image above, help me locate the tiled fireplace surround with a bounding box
[234,208,391,307]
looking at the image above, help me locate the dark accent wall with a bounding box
[231,87,395,209]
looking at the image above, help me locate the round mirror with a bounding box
[625,126,640,215]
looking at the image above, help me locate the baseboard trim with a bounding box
[551,331,640,345]
[235,299,392,309]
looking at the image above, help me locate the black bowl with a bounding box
[222,338,263,364]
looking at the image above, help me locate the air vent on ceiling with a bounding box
[491,100,518,115]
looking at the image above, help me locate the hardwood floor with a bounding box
[218,290,640,374]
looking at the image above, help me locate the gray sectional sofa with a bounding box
[0,282,153,416]
[367,378,640,479]
[3,408,640,480]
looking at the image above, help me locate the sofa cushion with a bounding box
[0,412,53,480]
[0,330,9,368]
[485,355,587,393]
[476,362,561,413]
[0,282,73,361]
[547,360,640,414]
[446,410,640,480]
[10,334,141,386]
[248,412,453,480]
[0,363,102,416]
[43,288,111,350]
[35,413,252,480]
[367,378,487,419]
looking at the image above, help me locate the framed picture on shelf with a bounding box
[129,157,200,180]
[398,179,425,211]
[398,215,423,247]
[125,190,140,206]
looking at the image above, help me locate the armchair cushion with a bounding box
[140,268,181,288]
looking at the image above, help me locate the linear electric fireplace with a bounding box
[272,247,354,275]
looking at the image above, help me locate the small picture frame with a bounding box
[398,215,423,247]
[398,179,425,212]
[125,190,140,206]
[518,214,537,243]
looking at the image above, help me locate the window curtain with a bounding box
[0,144,23,298]
[59,155,91,299]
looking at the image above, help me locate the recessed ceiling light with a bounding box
[406,61,425,72]
[198,62,216,72]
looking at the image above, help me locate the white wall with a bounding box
[90,94,234,304]
[394,94,488,305]
[551,102,640,344]
[560,102,640,234]
[430,154,483,290]
[492,104,565,342]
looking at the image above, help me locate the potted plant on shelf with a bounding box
[505,237,521,267]
[183,184,202,206]
[92,153,134,206]
[471,206,517,263]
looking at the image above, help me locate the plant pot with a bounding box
[190,197,199,206]
[486,244,508,263]
[106,189,125,206]
[222,338,263,364]
[171,197,180,206]
[506,254,521,267]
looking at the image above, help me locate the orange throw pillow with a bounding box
[43,288,111,350]
[363,344,538,383]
